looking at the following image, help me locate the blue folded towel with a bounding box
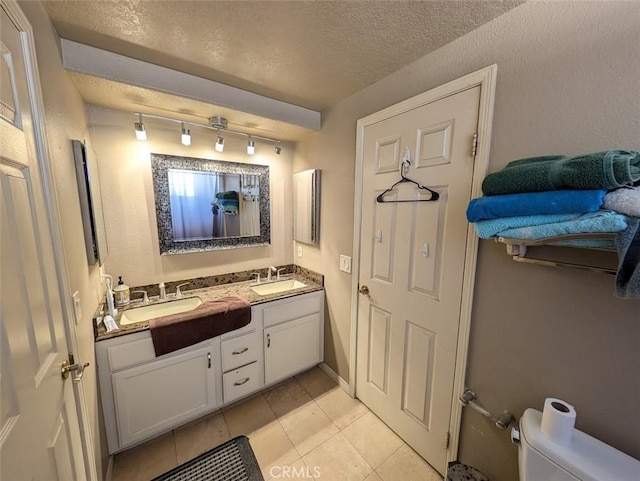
[466,190,606,222]
[476,211,627,240]
[475,213,580,239]
[615,216,640,299]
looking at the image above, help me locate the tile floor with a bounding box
[111,367,442,481]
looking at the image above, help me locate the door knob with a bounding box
[61,353,90,384]
[359,285,370,297]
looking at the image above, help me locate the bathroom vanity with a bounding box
[95,278,324,454]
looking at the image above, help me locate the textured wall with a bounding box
[17,0,107,477]
[294,1,640,480]
[87,106,294,288]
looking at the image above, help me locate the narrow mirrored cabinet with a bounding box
[293,169,321,245]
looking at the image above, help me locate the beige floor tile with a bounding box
[302,432,372,481]
[279,401,339,456]
[249,421,300,479]
[315,387,369,429]
[112,432,177,481]
[268,458,318,481]
[223,394,276,437]
[296,367,338,399]
[341,412,404,468]
[264,378,314,419]
[174,412,231,464]
[364,472,384,481]
[376,445,442,481]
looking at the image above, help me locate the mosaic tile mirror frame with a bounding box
[151,153,271,254]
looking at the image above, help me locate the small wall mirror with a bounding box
[293,169,321,245]
[151,153,270,254]
[72,139,109,265]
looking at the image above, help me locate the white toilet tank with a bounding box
[519,409,640,481]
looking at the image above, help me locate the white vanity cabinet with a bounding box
[96,290,324,454]
[261,291,324,385]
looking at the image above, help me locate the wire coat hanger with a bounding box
[376,148,440,203]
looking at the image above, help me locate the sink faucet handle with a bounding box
[276,268,286,280]
[175,282,189,298]
[250,272,261,284]
[267,266,277,281]
[131,290,149,304]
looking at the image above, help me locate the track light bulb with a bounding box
[215,134,225,152]
[247,137,255,155]
[275,141,282,155]
[134,113,146,141]
[181,123,191,146]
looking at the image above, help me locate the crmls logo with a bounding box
[269,465,321,478]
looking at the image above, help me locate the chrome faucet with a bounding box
[276,268,286,281]
[175,282,189,298]
[158,282,166,300]
[250,272,261,284]
[267,266,277,282]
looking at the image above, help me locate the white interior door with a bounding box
[356,86,481,474]
[0,3,88,480]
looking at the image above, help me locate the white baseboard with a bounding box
[318,362,350,394]
[104,455,113,481]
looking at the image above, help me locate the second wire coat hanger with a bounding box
[376,148,440,203]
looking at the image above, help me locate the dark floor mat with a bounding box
[152,435,264,481]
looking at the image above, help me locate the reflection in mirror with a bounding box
[168,169,260,240]
[152,153,270,254]
[293,169,321,245]
[72,139,109,265]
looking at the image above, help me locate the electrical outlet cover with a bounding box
[297,245,303,257]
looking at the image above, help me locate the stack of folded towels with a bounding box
[466,150,640,298]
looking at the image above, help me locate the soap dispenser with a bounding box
[114,276,130,307]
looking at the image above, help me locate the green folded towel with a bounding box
[216,190,239,200]
[482,151,640,196]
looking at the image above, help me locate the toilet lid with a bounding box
[521,410,640,481]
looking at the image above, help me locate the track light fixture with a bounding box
[181,122,191,145]
[132,113,282,155]
[134,113,147,141]
[215,131,225,153]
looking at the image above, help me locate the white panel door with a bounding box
[0,3,87,480]
[356,86,481,474]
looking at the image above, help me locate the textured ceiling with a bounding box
[43,0,523,136]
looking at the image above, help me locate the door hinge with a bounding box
[471,133,478,158]
[444,431,451,449]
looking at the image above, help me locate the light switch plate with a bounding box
[297,245,303,257]
[72,290,82,325]
[340,255,351,273]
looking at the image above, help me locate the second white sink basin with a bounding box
[250,279,307,296]
[119,297,202,325]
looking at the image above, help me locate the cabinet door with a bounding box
[112,345,216,448]
[264,313,320,385]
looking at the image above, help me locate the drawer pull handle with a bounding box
[234,377,250,386]
[232,347,249,355]
[267,334,271,348]
[207,352,211,369]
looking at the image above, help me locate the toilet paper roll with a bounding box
[540,398,576,445]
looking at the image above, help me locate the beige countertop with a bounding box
[95,273,323,342]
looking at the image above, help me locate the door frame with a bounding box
[349,65,497,466]
[1,1,97,479]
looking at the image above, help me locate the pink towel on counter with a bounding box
[149,296,251,356]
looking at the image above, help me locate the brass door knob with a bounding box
[359,285,370,297]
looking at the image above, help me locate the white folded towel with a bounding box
[603,186,640,217]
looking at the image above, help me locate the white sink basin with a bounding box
[119,297,202,326]
[250,279,307,296]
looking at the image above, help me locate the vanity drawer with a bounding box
[107,338,156,372]
[263,292,321,328]
[221,331,260,372]
[223,361,260,404]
